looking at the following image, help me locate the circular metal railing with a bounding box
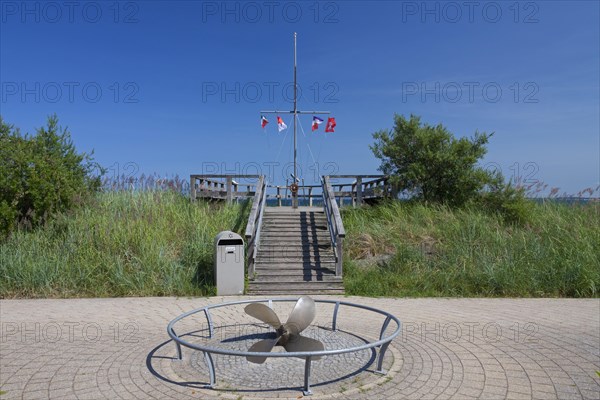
[167,298,401,395]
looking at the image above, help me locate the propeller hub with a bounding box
[276,325,288,337]
[276,325,290,346]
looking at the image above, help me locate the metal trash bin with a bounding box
[214,231,245,295]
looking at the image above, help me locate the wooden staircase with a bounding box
[247,207,344,295]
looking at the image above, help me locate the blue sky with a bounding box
[1,0,599,193]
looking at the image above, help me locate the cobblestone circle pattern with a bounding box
[1,297,599,399]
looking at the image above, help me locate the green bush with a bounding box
[477,177,534,224]
[0,115,100,237]
[371,114,495,206]
[370,114,531,223]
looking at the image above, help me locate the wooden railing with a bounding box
[327,175,393,206]
[244,176,267,279]
[322,176,346,277]
[190,174,392,207]
[190,175,260,203]
[268,183,322,206]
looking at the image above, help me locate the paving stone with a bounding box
[0,297,598,399]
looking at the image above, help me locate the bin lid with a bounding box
[215,231,244,246]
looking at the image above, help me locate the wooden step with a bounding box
[262,224,328,230]
[260,231,331,237]
[263,213,327,221]
[255,268,337,274]
[249,279,343,285]
[256,253,335,261]
[259,243,332,249]
[257,246,334,252]
[263,210,324,215]
[247,281,344,291]
[256,258,336,264]
[254,269,336,276]
[255,261,336,268]
[247,289,345,295]
[252,274,340,283]
[262,216,326,220]
[262,225,329,230]
[261,228,329,234]
[259,238,332,244]
[260,232,331,238]
[262,218,327,222]
[259,245,332,251]
[256,261,336,268]
[259,238,331,243]
[253,264,337,271]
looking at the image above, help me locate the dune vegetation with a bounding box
[1,191,597,298]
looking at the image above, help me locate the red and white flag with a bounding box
[261,115,268,129]
[277,116,288,132]
[312,116,324,131]
[325,117,336,133]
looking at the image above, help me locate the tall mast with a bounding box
[259,33,330,209]
[293,32,298,208]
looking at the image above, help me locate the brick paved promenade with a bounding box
[1,297,598,399]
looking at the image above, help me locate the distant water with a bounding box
[257,197,598,207]
[531,197,599,205]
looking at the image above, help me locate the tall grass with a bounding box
[0,191,249,298]
[1,191,598,298]
[343,201,599,297]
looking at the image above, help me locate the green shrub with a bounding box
[370,114,495,206]
[478,177,534,224]
[0,115,100,238]
[370,114,532,223]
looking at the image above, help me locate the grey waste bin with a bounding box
[214,231,245,295]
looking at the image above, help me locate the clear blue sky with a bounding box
[1,1,598,193]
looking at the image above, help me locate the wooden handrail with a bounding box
[324,176,346,238]
[245,176,264,238]
[322,176,345,277]
[190,174,391,206]
[325,175,391,206]
[190,175,261,203]
[245,176,266,279]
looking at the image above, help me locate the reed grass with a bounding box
[0,191,249,298]
[1,191,597,298]
[343,200,599,297]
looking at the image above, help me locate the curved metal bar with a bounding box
[203,351,216,388]
[375,341,391,374]
[170,327,182,360]
[379,315,392,342]
[203,308,214,339]
[332,301,340,331]
[166,298,400,360]
[303,356,313,396]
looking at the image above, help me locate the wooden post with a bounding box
[356,177,363,207]
[336,238,343,277]
[190,176,196,202]
[390,179,398,199]
[277,187,281,207]
[226,176,233,204]
[308,187,313,206]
